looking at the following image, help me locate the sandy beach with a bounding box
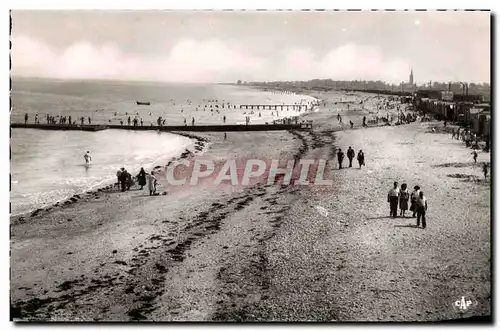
[10,91,491,321]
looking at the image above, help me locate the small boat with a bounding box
[136,101,151,106]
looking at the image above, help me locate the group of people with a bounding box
[388,182,428,228]
[336,147,365,169]
[24,113,93,126]
[450,126,489,180]
[116,167,158,195]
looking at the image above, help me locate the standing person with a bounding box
[137,167,147,190]
[192,117,195,126]
[337,148,345,169]
[223,115,226,124]
[347,146,355,168]
[387,181,400,218]
[357,150,365,168]
[483,163,488,180]
[34,114,38,124]
[119,168,128,192]
[116,168,123,187]
[68,115,72,125]
[416,191,428,229]
[224,132,227,140]
[128,116,131,126]
[362,115,366,127]
[471,150,478,163]
[83,151,91,165]
[399,183,410,217]
[410,185,420,217]
[126,172,133,191]
[88,117,91,124]
[147,171,157,196]
[24,113,28,124]
[350,120,354,129]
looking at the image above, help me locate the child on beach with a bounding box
[472,150,478,163]
[399,183,409,217]
[483,163,488,180]
[147,171,157,196]
[416,191,428,229]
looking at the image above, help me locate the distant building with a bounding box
[400,68,416,92]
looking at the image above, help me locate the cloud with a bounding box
[11,35,411,83]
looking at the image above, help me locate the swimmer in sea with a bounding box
[84,151,92,165]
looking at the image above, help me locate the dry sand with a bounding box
[10,91,491,322]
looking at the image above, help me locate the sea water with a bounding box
[10,78,317,215]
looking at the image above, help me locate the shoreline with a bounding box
[10,89,490,321]
[10,132,209,222]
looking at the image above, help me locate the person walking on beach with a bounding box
[116,168,123,187]
[137,167,147,190]
[357,150,365,168]
[350,120,354,129]
[119,168,128,192]
[24,113,28,125]
[387,181,400,218]
[337,148,345,169]
[224,132,227,140]
[416,191,428,229]
[192,117,195,126]
[83,151,91,166]
[483,163,489,180]
[399,183,410,217]
[34,114,38,124]
[146,171,157,196]
[362,115,366,127]
[88,117,91,125]
[410,185,420,217]
[347,146,355,167]
[472,150,478,163]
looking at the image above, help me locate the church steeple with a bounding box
[409,68,414,85]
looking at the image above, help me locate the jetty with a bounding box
[239,104,312,111]
[11,122,313,133]
[11,123,109,132]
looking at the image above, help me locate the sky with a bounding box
[10,10,491,84]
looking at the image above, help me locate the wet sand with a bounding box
[10,91,491,321]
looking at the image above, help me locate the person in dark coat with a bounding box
[347,146,355,167]
[362,115,366,127]
[410,185,420,217]
[137,167,147,190]
[337,148,345,169]
[357,150,365,168]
